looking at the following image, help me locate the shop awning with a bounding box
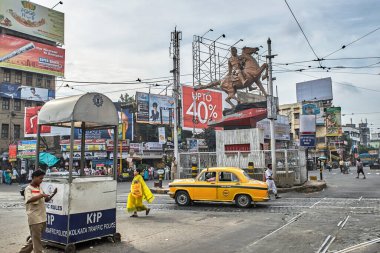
[208,108,267,128]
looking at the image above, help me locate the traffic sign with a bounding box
[300,134,316,147]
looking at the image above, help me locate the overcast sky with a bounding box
[31,0,380,128]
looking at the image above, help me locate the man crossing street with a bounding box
[265,164,280,199]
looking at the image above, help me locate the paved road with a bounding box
[0,167,379,253]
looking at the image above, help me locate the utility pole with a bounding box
[171,27,182,166]
[266,38,277,177]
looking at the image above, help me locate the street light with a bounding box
[51,1,63,9]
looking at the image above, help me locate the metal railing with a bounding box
[179,149,307,185]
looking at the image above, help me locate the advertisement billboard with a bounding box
[24,106,70,137]
[181,85,223,131]
[8,144,17,161]
[136,92,175,125]
[0,83,55,101]
[0,34,65,76]
[300,115,316,134]
[74,103,133,140]
[326,107,342,137]
[296,77,333,102]
[158,127,166,144]
[257,115,291,141]
[0,0,64,44]
[17,140,39,158]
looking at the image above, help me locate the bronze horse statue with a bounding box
[194,46,268,108]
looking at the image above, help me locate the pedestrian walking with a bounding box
[339,160,344,173]
[3,169,12,185]
[127,168,154,218]
[20,167,27,184]
[28,168,33,183]
[171,157,177,180]
[356,158,366,179]
[12,167,19,184]
[164,165,170,180]
[19,170,57,253]
[265,164,280,199]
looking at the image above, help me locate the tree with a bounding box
[195,127,216,151]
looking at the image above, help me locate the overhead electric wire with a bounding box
[284,0,321,62]
[323,27,380,59]
[274,65,380,93]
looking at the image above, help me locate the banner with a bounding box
[0,0,64,44]
[300,115,316,134]
[24,106,70,137]
[181,85,223,130]
[136,92,175,124]
[0,34,65,76]
[8,144,17,161]
[74,103,133,140]
[17,140,43,159]
[326,107,342,137]
[257,116,291,141]
[158,127,166,144]
[0,83,55,101]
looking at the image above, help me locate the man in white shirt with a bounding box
[265,164,280,199]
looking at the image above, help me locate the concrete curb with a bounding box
[150,180,327,195]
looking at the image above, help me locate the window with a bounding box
[36,74,43,87]
[2,98,10,110]
[14,99,21,111]
[294,113,300,120]
[14,124,20,139]
[15,71,22,84]
[45,76,52,89]
[219,172,239,182]
[1,124,9,139]
[26,73,33,86]
[25,101,33,107]
[3,69,11,82]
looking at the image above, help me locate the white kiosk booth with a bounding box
[36,93,120,253]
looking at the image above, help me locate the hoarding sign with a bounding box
[17,140,42,158]
[0,34,65,76]
[158,127,166,144]
[300,134,316,147]
[24,106,70,137]
[0,0,64,44]
[300,115,316,134]
[187,139,198,152]
[296,77,333,102]
[0,82,54,101]
[8,144,17,161]
[302,103,320,115]
[326,107,342,137]
[136,92,174,125]
[257,115,291,141]
[181,85,223,130]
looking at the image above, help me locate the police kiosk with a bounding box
[35,93,120,253]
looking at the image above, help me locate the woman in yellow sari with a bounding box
[127,168,155,217]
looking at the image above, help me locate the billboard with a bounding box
[326,107,342,137]
[0,83,55,101]
[136,92,174,124]
[8,144,17,162]
[257,115,291,141]
[0,0,64,44]
[296,77,333,102]
[158,127,166,144]
[300,115,316,134]
[24,106,70,137]
[182,85,223,130]
[0,34,65,76]
[74,103,133,140]
[17,140,43,158]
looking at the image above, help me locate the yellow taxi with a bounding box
[168,167,269,208]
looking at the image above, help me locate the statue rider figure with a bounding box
[228,47,248,86]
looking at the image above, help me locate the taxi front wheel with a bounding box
[235,194,252,208]
[175,191,191,206]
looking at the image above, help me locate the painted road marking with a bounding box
[334,238,380,253]
[309,197,326,209]
[339,215,350,230]
[316,235,335,253]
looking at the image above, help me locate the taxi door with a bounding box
[217,172,240,201]
[193,171,217,200]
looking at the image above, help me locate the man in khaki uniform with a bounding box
[19,170,57,253]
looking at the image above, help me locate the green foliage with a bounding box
[195,127,216,151]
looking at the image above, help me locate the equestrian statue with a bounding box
[194,46,268,108]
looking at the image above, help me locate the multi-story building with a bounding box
[0,1,64,157]
[278,103,301,142]
[0,68,56,153]
[342,125,360,147]
[359,122,370,147]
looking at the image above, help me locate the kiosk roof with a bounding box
[38,93,118,128]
